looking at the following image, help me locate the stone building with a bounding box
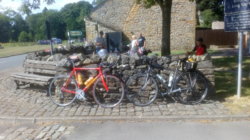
[85,0,196,51]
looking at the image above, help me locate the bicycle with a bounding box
[170,57,208,104]
[126,57,208,106]
[48,58,125,108]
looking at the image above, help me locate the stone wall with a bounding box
[86,0,196,51]
[85,18,116,44]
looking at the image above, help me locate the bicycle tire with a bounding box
[126,74,158,107]
[93,75,125,108]
[176,72,208,104]
[48,75,77,107]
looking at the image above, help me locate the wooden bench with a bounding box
[11,59,66,88]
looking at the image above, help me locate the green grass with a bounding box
[0,42,51,57]
[150,50,186,56]
[213,56,250,99]
[150,49,217,56]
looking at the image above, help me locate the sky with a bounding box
[0,0,93,13]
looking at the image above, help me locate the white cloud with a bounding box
[0,0,93,13]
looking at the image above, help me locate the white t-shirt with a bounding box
[131,40,138,53]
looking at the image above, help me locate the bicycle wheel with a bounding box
[126,74,158,106]
[49,75,77,107]
[176,72,208,104]
[172,73,190,102]
[93,75,125,108]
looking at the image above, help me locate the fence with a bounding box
[196,29,238,47]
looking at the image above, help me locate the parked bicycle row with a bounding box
[48,55,209,108]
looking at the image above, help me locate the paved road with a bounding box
[1,121,250,140]
[0,54,26,71]
[65,121,250,140]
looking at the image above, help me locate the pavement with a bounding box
[0,50,250,139]
[0,67,249,124]
[0,122,74,140]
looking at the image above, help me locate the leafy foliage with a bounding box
[18,31,32,42]
[196,0,224,27]
[136,0,156,8]
[61,1,92,34]
[92,0,106,6]
[0,13,11,42]
[4,10,29,41]
[0,1,92,43]
[200,9,221,27]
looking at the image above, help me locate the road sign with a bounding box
[69,31,83,37]
[224,0,250,32]
[224,0,250,98]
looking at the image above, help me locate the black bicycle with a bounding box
[126,57,208,106]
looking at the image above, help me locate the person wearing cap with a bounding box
[187,38,209,61]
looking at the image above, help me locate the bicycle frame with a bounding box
[148,62,190,95]
[61,66,109,94]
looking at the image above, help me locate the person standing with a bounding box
[95,31,106,53]
[129,35,139,56]
[138,33,146,55]
[95,31,108,58]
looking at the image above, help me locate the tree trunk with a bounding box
[160,0,172,56]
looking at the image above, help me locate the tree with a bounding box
[26,12,46,40]
[0,14,11,42]
[60,1,92,37]
[196,0,224,27]
[19,0,55,16]
[4,10,29,41]
[44,9,67,39]
[21,0,54,9]
[136,0,172,55]
[19,3,32,17]
[92,0,106,6]
[18,31,31,42]
[26,9,67,40]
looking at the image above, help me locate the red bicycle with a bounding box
[48,59,125,108]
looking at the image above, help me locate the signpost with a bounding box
[68,31,83,37]
[45,20,53,56]
[224,0,250,98]
[67,30,83,45]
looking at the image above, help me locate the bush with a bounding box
[18,31,31,42]
[200,9,220,28]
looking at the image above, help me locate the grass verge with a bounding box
[150,50,217,56]
[212,56,250,98]
[0,42,51,58]
[212,56,250,114]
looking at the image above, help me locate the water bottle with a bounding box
[156,74,166,83]
[76,72,84,86]
[168,72,174,87]
[84,77,94,86]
